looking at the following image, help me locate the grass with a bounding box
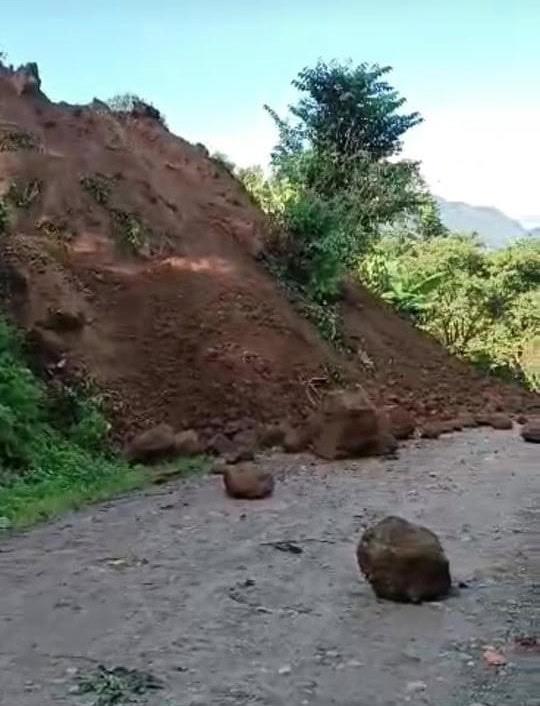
[0,316,208,533]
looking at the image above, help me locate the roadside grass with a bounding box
[0,316,209,533]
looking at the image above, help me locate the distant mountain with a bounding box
[435,196,529,249]
[530,226,540,238]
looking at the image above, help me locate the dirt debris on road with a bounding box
[0,428,538,706]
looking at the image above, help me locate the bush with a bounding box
[0,318,144,529]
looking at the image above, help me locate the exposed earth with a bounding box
[1,427,538,706]
[1,62,538,448]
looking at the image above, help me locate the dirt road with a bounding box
[0,428,538,705]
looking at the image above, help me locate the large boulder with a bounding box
[312,389,392,460]
[222,464,274,500]
[521,418,540,443]
[356,516,452,603]
[126,423,176,463]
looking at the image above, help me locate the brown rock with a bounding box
[174,429,203,456]
[516,414,528,425]
[489,414,513,430]
[356,516,451,603]
[312,389,383,460]
[126,423,176,463]
[383,405,415,440]
[521,419,540,443]
[206,432,235,456]
[45,308,85,333]
[283,425,311,453]
[457,413,477,428]
[258,424,285,449]
[420,424,441,439]
[222,464,275,499]
[475,413,492,426]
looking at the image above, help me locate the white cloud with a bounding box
[197,105,540,226]
[402,107,540,224]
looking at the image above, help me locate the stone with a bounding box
[174,429,203,456]
[222,464,274,500]
[489,414,513,430]
[44,308,85,333]
[383,405,416,440]
[206,432,235,456]
[126,423,176,463]
[283,424,311,453]
[312,389,385,460]
[420,423,441,439]
[356,516,451,603]
[521,419,540,443]
[258,424,285,449]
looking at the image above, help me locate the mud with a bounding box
[0,428,538,705]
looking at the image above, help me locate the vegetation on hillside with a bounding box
[237,60,539,389]
[0,318,148,529]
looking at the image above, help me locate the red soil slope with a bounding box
[1,64,537,442]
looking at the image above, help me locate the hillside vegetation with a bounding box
[236,61,540,390]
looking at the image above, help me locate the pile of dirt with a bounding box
[0,63,538,446]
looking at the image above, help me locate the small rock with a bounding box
[278,665,292,675]
[356,516,451,603]
[174,429,203,456]
[223,464,274,499]
[521,418,540,443]
[258,424,285,449]
[483,647,507,666]
[488,414,513,430]
[383,405,416,440]
[126,423,176,463]
[405,681,427,693]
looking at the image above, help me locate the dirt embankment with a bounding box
[0,62,538,443]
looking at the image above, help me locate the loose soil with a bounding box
[1,64,538,446]
[0,427,537,705]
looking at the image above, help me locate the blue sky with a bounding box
[2,0,539,224]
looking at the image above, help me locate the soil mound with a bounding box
[1,63,537,444]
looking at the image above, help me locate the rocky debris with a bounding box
[516,414,528,425]
[206,432,235,456]
[356,516,452,603]
[311,389,392,460]
[382,405,415,440]
[420,423,442,439]
[283,424,311,453]
[475,413,492,426]
[222,464,275,500]
[521,418,540,443]
[488,414,513,430]
[174,429,203,456]
[44,308,85,333]
[456,413,477,428]
[258,424,286,449]
[126,423,176,463]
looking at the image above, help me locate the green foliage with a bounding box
[0,130,39,152]
[111,208,149,253]
[80,173,112,206]
[360,234,540,390]
[248,59,432,317]
[75,665,164,706]
[211,151,236,173]
[5,178,41,209]
[0,198,9,235]
[0,317,146,530]
[265,60,422,165]
[106,93,166,125]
